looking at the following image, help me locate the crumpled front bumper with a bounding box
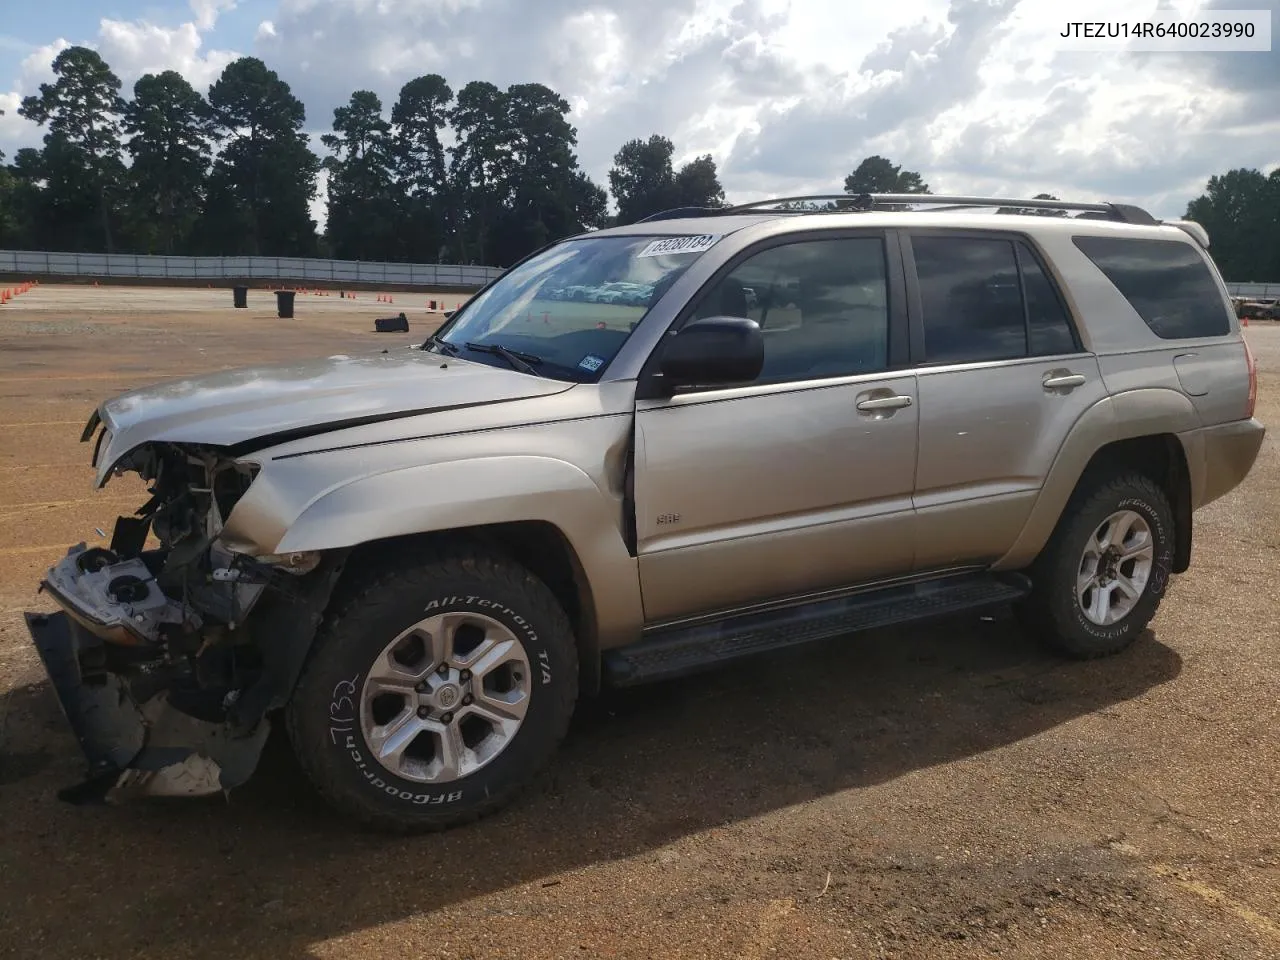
[24,610,270,805]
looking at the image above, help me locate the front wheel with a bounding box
[287,550,578,833]
[1017,472,1175,659]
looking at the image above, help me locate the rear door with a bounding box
[632,230,919,624]
[902,230,1107,571]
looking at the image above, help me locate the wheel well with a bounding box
[1075,433,1193,573]
[342,522,601,694]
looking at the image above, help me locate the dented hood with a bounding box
[87,346,572,483]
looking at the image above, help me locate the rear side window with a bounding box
[1072,236,1231,339]
[1017,241,1078,356]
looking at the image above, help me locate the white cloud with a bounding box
[191,0,239,33]
[311,167,330,232]
[97,19,237,92]
[0,9,241,159]
[4,0,1279,224]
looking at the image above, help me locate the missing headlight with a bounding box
[211,461,260,523]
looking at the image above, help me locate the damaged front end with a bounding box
[28,433,343,805]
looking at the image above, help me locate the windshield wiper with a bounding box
[425,334,460,356]
[464,341,543,375]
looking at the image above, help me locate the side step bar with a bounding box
[603,572,1032,687]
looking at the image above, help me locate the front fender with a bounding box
[239,455,643,650]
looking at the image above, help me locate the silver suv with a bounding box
[25,194,1265,831]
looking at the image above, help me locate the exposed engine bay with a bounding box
[32,440,342,804]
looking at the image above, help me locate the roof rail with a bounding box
[632,205,729,223]
[719,193,1159,225]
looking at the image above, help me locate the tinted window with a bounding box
[1017,241,1078,356]
[693,237,889,383]
[1072,236,1231,339]
[914,236,1025,363]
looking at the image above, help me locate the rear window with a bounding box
[1071,236,1231,339]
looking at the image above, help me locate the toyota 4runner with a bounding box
[24,193,1265,832]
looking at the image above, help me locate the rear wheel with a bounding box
[287,549,578,833]
[1018,472,1175,658]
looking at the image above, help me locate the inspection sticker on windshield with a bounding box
[578,354,606,373]
[636,234,722,258]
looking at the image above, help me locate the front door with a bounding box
[633,232,920,625]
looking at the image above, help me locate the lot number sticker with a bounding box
[636,234,722,258]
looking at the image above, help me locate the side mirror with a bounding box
[659,315,764,388]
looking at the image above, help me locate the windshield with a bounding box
[430,233,720,380]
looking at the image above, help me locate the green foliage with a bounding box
[9,46,1267,281]
[322,90,399,261]
[17,46,126,252]
[608,135,726,224]
[1185,169,1280,282]
[843,155,931,197]
[123,71,214,253]
[202,57,319,256]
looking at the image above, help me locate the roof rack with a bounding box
[715,193,1159,226]
[632,205,730,223]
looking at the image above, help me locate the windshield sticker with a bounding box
[578,354,605,372]
[636,234,722,258]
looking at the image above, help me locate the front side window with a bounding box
[691,236,890,383]
[434,233,719,380]
[1072,235,1232,339]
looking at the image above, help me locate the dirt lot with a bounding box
[0,285,1277,960]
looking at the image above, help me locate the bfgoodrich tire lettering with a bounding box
[1018,473,1175,659]
[287,550,578,833]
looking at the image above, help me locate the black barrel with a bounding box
[276,290,295,319]
[232,286,248,309]
[375,313,409,333]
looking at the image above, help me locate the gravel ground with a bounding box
[0,286,1277,960]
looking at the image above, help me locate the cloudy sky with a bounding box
[1,0,1276,225]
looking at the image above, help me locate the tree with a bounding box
[391,74,453,261]
[998,192,1068,217]
[608,136,725,224]
[18,46,126,252]
[1185,168,1280,282]
[123,71,214,253]
[202,57,319,256]
[322,90,399,260]
[843,155,931,197]
[493,83,609,263]
[447,81,510,264]
[674,154,725,208]
[609,135,679,224]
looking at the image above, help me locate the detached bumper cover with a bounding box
[26,611,144,783]
[23,610,269,804]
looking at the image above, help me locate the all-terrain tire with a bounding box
[1017,472,1175,659]
[287,549,578,833]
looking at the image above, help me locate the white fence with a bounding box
[0,250,503,288]
[1226,282,1280,298]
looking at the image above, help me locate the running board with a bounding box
[603,572,1032,687]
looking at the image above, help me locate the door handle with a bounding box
[856,395,913,412]
[1043,373,1086,390]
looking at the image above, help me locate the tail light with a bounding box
[1244,337,1257,419]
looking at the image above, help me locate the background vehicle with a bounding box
[25,193,1264,832]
